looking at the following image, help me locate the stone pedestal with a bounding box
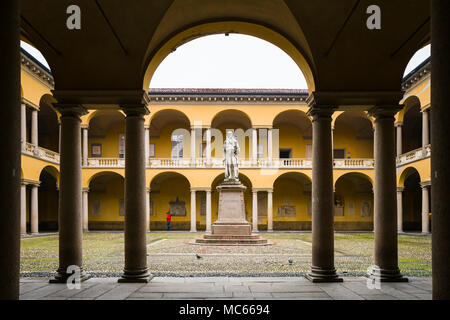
[195,181,268,246]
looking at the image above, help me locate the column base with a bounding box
[118,268,153,283]
[367,266,408,282]
[305,267,343,283]
[49,268,90,284]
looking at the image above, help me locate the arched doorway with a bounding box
[334,173,374,231]
[334,111,374,159]
[88,172,125,230]
[150,172,191,230]
[88,111,125,159]
[402,169,422,232]
[38,95,59,152]
[273,110,312,159]
[273,172,312,230]
[149,110,191,159]
[402,98,422,154]
[38,166,59,232]
[211,110,252,160]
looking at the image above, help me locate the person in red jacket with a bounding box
[166,211,172,230]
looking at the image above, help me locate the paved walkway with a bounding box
[19,276,432,300]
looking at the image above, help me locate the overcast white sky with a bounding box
[21,34,430,89]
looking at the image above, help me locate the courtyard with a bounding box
[20,232,431,278]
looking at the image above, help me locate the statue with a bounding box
[223,130,240,181]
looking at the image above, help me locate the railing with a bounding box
[22,143,60,164]
[397,145,431,166]
[147,158,374,169]
[333,158,375,169]
[86,158,125,168]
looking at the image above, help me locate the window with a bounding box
[171,134,184,158]
[306,144,312,158]
[200,143,206,158]
[333,148,345,159]
[257,143,264,158]
[279,148,292,159]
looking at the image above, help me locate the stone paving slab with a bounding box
[19,276,433,300]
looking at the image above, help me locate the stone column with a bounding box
[190,189,197,232]
[422,109,430,147]
[396,122,403,157]
[21,103,26,150]
[421,183,430,234]
[50,105,88,283]
[252,190,258,232]
[119,105,151,283]
[31,108,38,146]
[144,126,150,166]
[30,184,39,234]
[21,182,27,235]
[206,190,212,233]
[0,0,21,299]
[191,127,196,165]
[205,127,212,166]
[82,188,89,232]
[432,0,450,299]
[369,106,407,282]
[146,188,150,232]
[306,105,341,283]
[397,187,404,232]
[267,190,273,232]
[82,126,88,167]
[252,128,258,165]
[268,128,273,164]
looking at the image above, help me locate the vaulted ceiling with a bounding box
[20,0,430,107]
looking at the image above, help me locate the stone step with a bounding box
[202,234,262,240]
[195,238,268,245]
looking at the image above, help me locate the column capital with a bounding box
[82,187,90,192]
[22,178,40,187]
[81,125,89,130]
[191,187,211,192]
[397,187,404,192]
[395,121,404,127]
[53,103,88,117]
[368,105,403,119]
[420,180,431,188]
[120,104,149,117]
[306,105,336,119]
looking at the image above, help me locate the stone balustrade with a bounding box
[86,158,126,168]
[396,145,431,167]
[23,143,60,164]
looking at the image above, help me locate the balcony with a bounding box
[22,143,60,164]
[396,145,431,167]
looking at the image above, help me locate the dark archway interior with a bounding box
[403,105,422,153]
[38,103,59,152]
[403,171,422,232]
[38,169,59,232]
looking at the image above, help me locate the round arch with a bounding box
[87,109,126,126]
[333,111,374,159]
[39,165,60,185]
[150,171,192,231]
[398,96,421,123]
[143,21,315,92]
[211,109,253,130]
[38,166,60,232]
[272,171,312,231]
[400,167,422,232]
[334,171,374,188]
[88,171,125,231]
[38,94,60,152]
[398,166,422,188]
[87,171,125,186]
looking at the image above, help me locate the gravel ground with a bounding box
[20,232,431,278]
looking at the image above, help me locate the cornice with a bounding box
[402,59,431,91]
[20,50,54,88]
